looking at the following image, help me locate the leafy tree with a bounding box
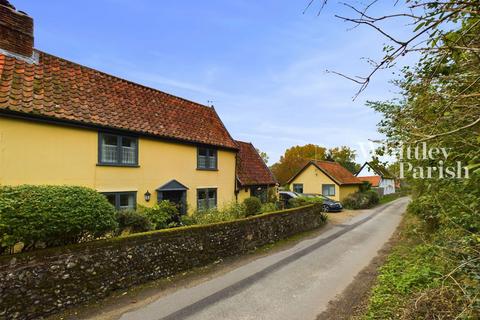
[304,1,480,316]
[270,144,326,185]
[270,144,360,184]
[326,146,361,174]
[256,148,269,164]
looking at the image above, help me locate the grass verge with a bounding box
[360,210,477,319]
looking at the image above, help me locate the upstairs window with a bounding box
[197,147,217,170]
[99,133,138,166]
[293,184,303,194]
[197,188,217,211]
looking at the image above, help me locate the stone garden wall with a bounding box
[0,204,326,319]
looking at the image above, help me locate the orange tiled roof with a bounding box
[313,160,363,185]
[359,176,381,187]
[236,141,277,187]
[0,51,238,149]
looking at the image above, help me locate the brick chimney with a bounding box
[0,0,34,58]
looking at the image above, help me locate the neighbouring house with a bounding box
[356,162,396,195]
[287,160,363,202]
[235,141,277,203]
[0,1,268,214]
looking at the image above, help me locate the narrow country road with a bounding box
[119,198,408,320]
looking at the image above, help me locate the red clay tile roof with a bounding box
[359,176,381,187]
[0,51,238,149]
[313,160,363,185]
[288,160,363,185]
[236,141,277,187]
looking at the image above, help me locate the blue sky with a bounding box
[16,0,415,164]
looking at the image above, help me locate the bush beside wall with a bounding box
[0,204,326,320]
[0,185,117,254]
[342,190,380,209]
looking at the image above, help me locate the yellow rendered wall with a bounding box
[236,188,251,203]
[290,164,360,202]
[0,117,237,214]
[290,164,340,201]
[339,185,360,201]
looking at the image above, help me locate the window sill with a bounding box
[97,163,140,168]
[196,168,219,171]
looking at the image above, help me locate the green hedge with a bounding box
[138,201,180,230]
[0,185,117,253]
[116,210,153,235]
[243,197,262,216]
[342,190,380,209]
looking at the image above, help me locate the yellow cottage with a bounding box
[287,160,363,202]
[0,2,251,214]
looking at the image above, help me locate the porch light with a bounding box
[144,191,151,202]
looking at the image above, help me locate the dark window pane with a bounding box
[198,190,207,199]
[105,194,116,207]
[103,135,118,146]
[198,148,208,156]
[208,190,216,199]
[122,137,135,147]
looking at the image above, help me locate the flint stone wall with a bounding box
[0,204,326,319]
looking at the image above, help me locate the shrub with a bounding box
[179,214,197,226]
[408,195,441,231]
[139,201,180,230]
[288,196,323,208]
[343,190,379,209]
[192,202,246,225]
[360,181,372,192]
[288,197,309,208]
[0,185,117,253]
[243,197,262,216]
[261,202,277,213]
[116,210,152,235]
[267,188,278,203]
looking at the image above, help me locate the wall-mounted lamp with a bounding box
[144,190,151,202]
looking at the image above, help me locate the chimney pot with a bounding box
[0,0,34,58]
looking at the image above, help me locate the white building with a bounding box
[356,162,396,195]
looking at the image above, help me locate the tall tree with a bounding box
[270,144,326,185]
[270,144,360,185]
[326,146,361,174]
[256,148,269,164]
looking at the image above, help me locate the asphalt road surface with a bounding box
[119,197,408,320]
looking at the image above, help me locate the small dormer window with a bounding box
[197,147,217,170]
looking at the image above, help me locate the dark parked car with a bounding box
[301,193,343,212]
[279,191,300,208]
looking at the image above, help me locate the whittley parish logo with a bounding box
[399,142,469,179]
